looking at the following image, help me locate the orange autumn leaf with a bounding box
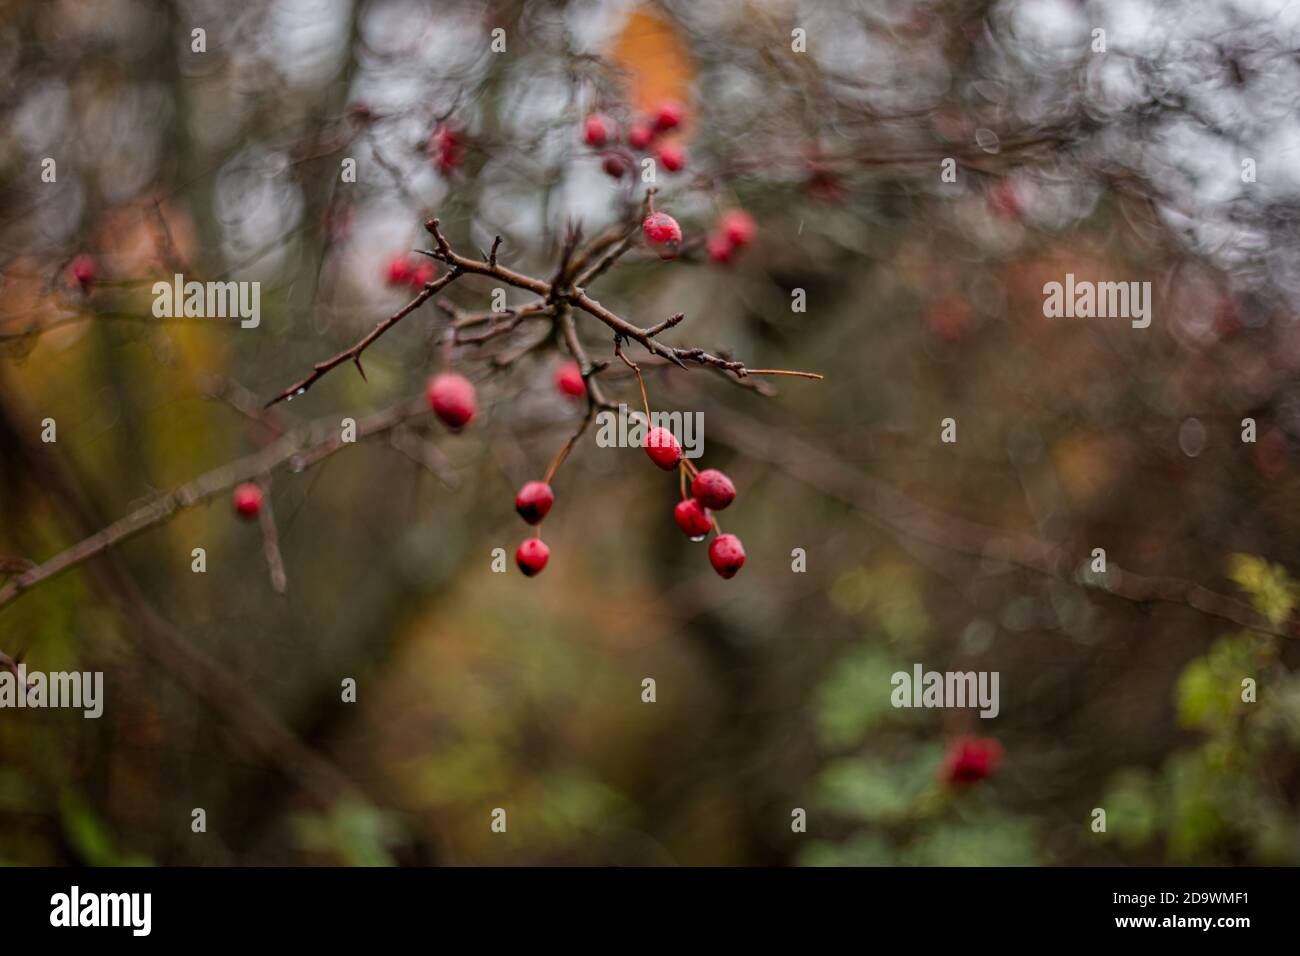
[610,9,693,131]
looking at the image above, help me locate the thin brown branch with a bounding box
[265,270,459,407]
[0,396,433,611]
[702,400,1294,641]
[256,479,288,595]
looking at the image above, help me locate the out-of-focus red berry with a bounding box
[554,361,585,398]
[942,737,1003,785]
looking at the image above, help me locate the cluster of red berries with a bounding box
[384,253,436,291]
[640,426,745,579]
[705,210,757,265]
[639,204,758,266]
[584,100,687,181]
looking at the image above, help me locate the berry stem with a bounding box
[741,369,826,380]
[614,336,652,420]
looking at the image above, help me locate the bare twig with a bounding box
[256,478,288,595]
[0,397,434,611]
[702,400,1294,640]
[265,270,460,407]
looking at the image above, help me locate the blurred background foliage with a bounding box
[2,0,1300,865]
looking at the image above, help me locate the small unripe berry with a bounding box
[233,483,263,519]
[655,142,685,173]
[515,481,555,525]
[691,468,736,510]
[720,210,757,248]
[69,254,97,290]
[427,372,477,431]
[627,121,654,150]
[554,361,585,398]
[601,153,630,179]
[516,538,550,576]
[642,212,682,258]
[644,426,683,470]
[651,100,685,133]
[708,533,745,579]
[386,254,413,286]
[674,498,713,537]
[583,113,613,148]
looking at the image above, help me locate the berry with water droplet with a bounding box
[708,533,745,579]
[674,498,712,537]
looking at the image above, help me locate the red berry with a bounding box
[427,372,477,431]
[627,121,654,150]
[656,142,685,173]
[651,100,685,133]
[69,254,96,290]
[642,212,682,258]
[708,533,745,579]
[674,498,713,537]
[706,232,736,265]
[408,260,436,289]
[554,361,585,398]
[428,124,465,175]
[720,210,756,248]
[643,426,682,470]
[691,468,736,510]
[386,254,414,286]
[516,538,550,576]
[942,737,1003,785]
[601,153,630,179]
[232,483,263,519]
[583,113,613,147]
[514,481,555,525]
